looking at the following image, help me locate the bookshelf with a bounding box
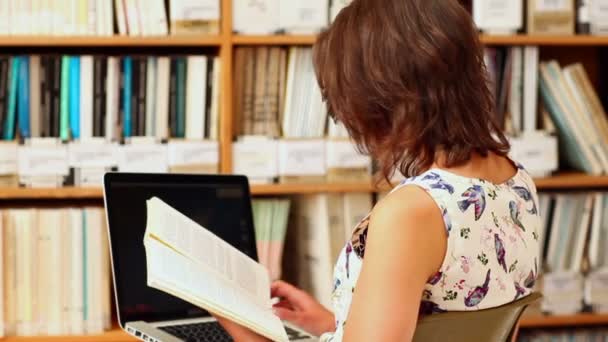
[2,173,608,201]
[2,0,608,341]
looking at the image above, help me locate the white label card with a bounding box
[233,139,279,179]
[118,143,168,173]
[18,145,69,177]
[509,134,558,177]
[536,0,570,11]
[278,139,326,176]
[68,141,118,168]
[168,141,219,166]
[0,142,18,175]
[279,0,329,32]
[171,0,220,21]
[326,140,371,169]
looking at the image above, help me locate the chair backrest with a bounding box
[412,293,542,342]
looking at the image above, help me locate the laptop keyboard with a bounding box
[158,321,312,341]
[159,322,233,342]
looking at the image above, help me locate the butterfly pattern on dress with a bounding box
[320,165,541,342]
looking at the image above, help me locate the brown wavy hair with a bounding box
[313,0,510,180]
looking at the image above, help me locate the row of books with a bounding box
[538,192,608,315]
[252,198,290,281]
[485,46,608,175]
[283,193,373,308]
[234,47,327,138]
[0,207,112,337]
[539,61,608,175]
[519,328,608,341]
[233,0,347,35]
[0,54,221,142]
[0,0,219,36]
[473,0,608,35]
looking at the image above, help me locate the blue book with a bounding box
[69,56,81,139]
[3,57,20,140]
[17,56,30,139]
[123,57,132,138]
[539,62,596,174]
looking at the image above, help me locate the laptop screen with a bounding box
[103,173,258,327]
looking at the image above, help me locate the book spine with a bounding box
[577,0,591,34]
[92,56,102,137]
[204,58,214,139]
[122,56,132,138]
[18,56,31,139]
[176,57,186,138]
[137,57,147,136]
[69,56,81,139]
[39,56,48,138]
[169,57,177,138]
[0,57,9,139]
[50,56,61,138]
[99,56,107,137]
[59,55,70,141]
[4,57,20,141]
[79,55,94,140]
[29,55,41,138]
[130,57,140,136]
[145,57,156,137]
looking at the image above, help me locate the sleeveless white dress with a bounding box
[320,163,541,341]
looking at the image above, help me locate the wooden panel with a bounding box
[0,187,103,200]
[232,35,317,45]
[481,35,608,46]
[0,36,224,47]
[520,314,608,328]
[534,172,608,189]
[251,182,375,195]
[1,328,136,342]
[219,0,234,173]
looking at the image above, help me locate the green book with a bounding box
[60,56,70,140]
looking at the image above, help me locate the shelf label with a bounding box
[233,138,279,179]
[536,0,570,12]
[118,143,168,173]
[326,140,371,169]
[167,140,219,167]
[278,139,326,176]
[509,133,558,177]
[18,144,69,177]
[542,271,585,315]
[68,140,118,168]
[0,142,18,175]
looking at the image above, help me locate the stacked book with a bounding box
[0,207,112,337]
[539,61,608,175]
[233,0,329,34]
[0,0,220,36]
[538,192,608,315]
[252,198,291,281]
[285,193,372,308]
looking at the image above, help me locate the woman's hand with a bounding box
[271,280,335,336]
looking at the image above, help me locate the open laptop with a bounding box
[103,173,317,342]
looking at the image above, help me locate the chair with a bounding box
[412,292,542,342]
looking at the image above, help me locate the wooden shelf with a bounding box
[520,313,608,328]
[251,182,375,195]
[480,34,608,46]
[533,173,608,189]
[0,173,607,200]
[0,187,103,200]
[232,34,317,45]
[0,36,224,47]
[230,34,608,46]
[1,328,135,342]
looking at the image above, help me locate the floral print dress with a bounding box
[320,164,541,341]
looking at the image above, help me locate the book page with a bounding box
[143,197,288,342]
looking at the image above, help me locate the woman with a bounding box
[219,0,540,340]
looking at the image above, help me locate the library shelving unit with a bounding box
[2,0,608,340]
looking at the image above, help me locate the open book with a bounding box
[143,197,289,342]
